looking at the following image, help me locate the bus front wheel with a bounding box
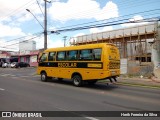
[72,75,83,87]
[41,72,47,82]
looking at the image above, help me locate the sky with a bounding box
[0,0,160,51]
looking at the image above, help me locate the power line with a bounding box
[50,16,160,34]
[50,0,160,22]
[0,0,36,22]
[52,9,160,30]
[3,9,159,43]
[0,35,42,50]
[48,9,160,33]
[5,31,43,43]
[36,0,45,17]
[1,0,159,31]
[1,16,159,50]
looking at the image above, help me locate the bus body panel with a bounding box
[37,43,120,82]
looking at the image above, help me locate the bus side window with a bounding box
[68,50,78,61]
[80,49,93,60]
[57,51,66,61]
[48,52,55,61]
[93,48,102,61]
[40,53,48,62]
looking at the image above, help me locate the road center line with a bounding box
[0,88,5,91]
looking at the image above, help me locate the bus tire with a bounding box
[72,75,83,87]
[41,72,47,82]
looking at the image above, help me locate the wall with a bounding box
[127,60,154,77]
[120,59,128,74]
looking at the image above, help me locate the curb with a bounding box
[117,82,160,89]
[151,77,160,83]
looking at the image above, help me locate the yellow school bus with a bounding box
[37,43,120,86]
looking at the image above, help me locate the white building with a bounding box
[19,40,36,51]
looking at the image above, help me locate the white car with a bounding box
[10,62,17,68]
[2,62,10,68]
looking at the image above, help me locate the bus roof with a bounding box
[45,43,116,52]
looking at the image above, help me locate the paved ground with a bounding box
[0,67,160,120]
[1,67,160,88]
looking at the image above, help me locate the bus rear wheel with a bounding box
[72,75,83,87]
[41,72,47,82]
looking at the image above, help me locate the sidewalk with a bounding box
[117,76,160,88]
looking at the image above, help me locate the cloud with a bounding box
[95,1,119,20]
[89,26,113,33]
[121,15,149,27]
[0,23,25,37]
[34,35,64,49]
[47,36,64,48]
[49,0,119,22]
[0,0,34,19]
[0,0,45,24]
[0,39,19,51]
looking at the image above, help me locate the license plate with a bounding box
[111,71,116,75]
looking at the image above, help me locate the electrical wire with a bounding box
[0,35,43,50]
[36,0,44,17]
[51,9,160,30]
[50,0,159,22]
[1,0,160,50]
[0,0,36,22]
[5,31,43,43]
[49,16,160,34]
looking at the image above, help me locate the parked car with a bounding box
[11,62,17,68]
[0,58,9,67]
[14,62,30,68]
[2,63,8,68]
[2,62,11,68]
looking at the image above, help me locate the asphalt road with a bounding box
[0,68,160,120]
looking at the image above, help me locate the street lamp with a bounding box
[26,8,47,50]
[26,0,50,50]
[26,9,44,29]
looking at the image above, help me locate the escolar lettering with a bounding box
[58,63,77,68]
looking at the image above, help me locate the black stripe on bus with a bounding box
[38,62,103,69]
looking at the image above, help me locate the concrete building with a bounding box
[19,40,36,51]
[0,41,40,67]
[70,22,160,78]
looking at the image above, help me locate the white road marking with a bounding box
[0,74,16,77]
[85,117,99,120]
[0,88,5,91]
[1,74,8,76]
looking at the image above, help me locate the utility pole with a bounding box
[44,0,51,50]
[44,0,47,50]
[63,36,67,47]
